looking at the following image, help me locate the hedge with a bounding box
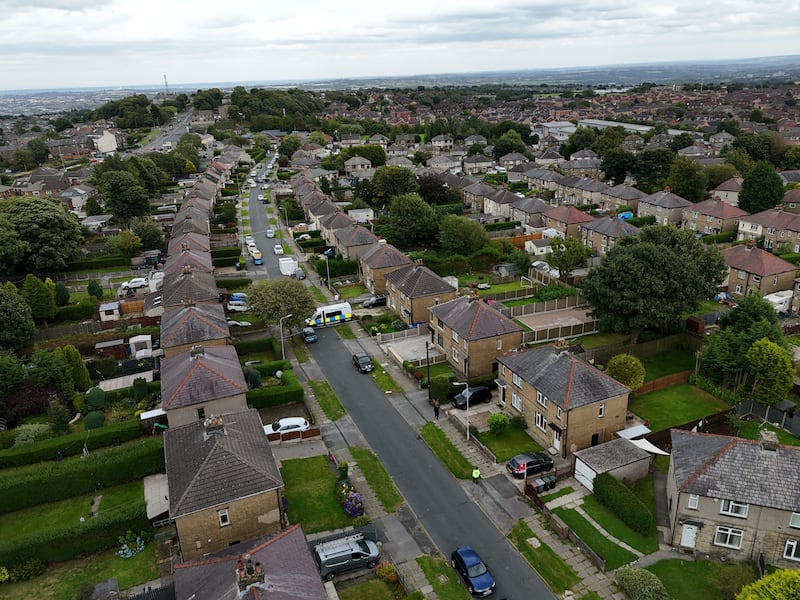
[211,247,243,258]
[104,381,161,405]
[213,256,240,268]
[593,472,654,536]
[0,437,165,513]
[484,221,520,232]
[777,252,800,266]
[216,278,252,290]
[66,255,129,270]
[615,566,669,600]
[0,418,145,469]
[234,339,282,358]
[702,230,737,245]
[54,302,96,323]
[246,367,303,408]
[0,498,149,567]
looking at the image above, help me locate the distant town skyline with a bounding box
[2,0,800,91]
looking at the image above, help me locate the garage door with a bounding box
[574,458,596,491]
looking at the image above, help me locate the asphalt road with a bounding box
[309,328,555,599]
[244,161,283,280]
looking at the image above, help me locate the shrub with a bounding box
[84,410,106,430]
[12,423,52,447]
[54,282,70,307]
[132,377,148,402]
[86,386,106,410]
[54,302,96,323]
[594,473,654,536]
[606,354,646,392]
[338,461,349,480]
[375,560,399,583]
[48,399,71,433]
[487,413,510,436]
[509,415,527,429]
[352,515,372,527]
[8,558,46,582]
[343,491,364,518]
[615,565,669,600]
[247,368,262,389]
[430,374,454,403]
[87,279,104,300]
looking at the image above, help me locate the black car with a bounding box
[450,546,496,597]
[352,351,374,373]
[362,294,387,308]
[506,452,554,479]
[452,386,492,409]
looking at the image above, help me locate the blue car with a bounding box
[450,546,495,597]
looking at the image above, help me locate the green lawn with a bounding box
[475,427,544,462]
[417,555,470,600]
[737,419,800,446]
[553,507,638,570]
[580,495,659,555]
[541,486,575,503]
[336,284,367,299]
[310,285,328,303]
[629,383,730,431]
[578,593,604,600]
[280,456,352,533]
[370,362,404,393]
[292,345,310,364]
[309,380,346,421]
[337,579,397,600]
[507,519,580,593]
[336,323,357,339]
[646,558,758,600]
[420,422,473,480]
[420,362,456,386]
[577,331,629,349]
[640,349,696,381]
[350,447,404,513]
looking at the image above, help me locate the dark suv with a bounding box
[452,386,492,409]
[506,452,554,479]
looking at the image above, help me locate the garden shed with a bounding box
[573,437,651,492]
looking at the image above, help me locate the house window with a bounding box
[452,331,459,342]
[773,276,778,285]
[720,499,749,518]
[714,526,743,549]
[781,231,786,238]
[536,391,548,407]
[737,270,746,280]
[451,348,459,361]
[197,407,205,420]
[790,513,800,528]
[752,275,761,283]
[785,539,800,561]
[218,509,230,527]
[496,339,502,350]
[556,407,562,420]
[735,285,742,294]
[598,403,605,418]
[767,227,776,235]
[500,364,506,375]
[687,494,699,510]
[435,297,440,305]
[437,318,443,328]
[750,223,758,231]
[535,411,547,431]
[512,373,522,387]
[511,392,522,411]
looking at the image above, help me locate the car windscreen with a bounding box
[466,560,488,578]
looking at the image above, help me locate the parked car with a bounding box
[452,386,492,409]
[227,320,252,327]
[302,327,318,343]
[257,194,264,201]
[296,233,312,241]
[265,417,310,435]
[266,229,275,238]
[120,277,148,290]
[293,268,306,279]
[230,292,248,301]
[506,452,554,479]
[362,294,387,308]
[531,260,549,270]
[352,352,374,373]
[450,546,496,597]
[273,244,284,255]
[226,301,249,313]
[313,533,381,581]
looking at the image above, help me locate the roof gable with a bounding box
[723,245,796,277]
[385,265,455,298]
[430,296,522,340]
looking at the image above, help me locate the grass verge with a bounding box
[337,579,397,600]
[350,447,403,513]
[417,555,470,599]
[280,456,352,533]
[508,519,580,593]
[310,285,328,303]
[336,324,357,340]
[553,507,638,570]
[309,380,346,421]
[292,345,310,364]
[370,362,404,394]
[419,422,472,480]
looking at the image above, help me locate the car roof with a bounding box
[276,417,307,426]
[455,546,481,564]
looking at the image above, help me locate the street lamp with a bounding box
[279,313,293,360]
[425,342,432,403]
[324,255,331,291]
[281,205,289,228]
[453,382,469,441]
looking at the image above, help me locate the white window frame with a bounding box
[218,509,230,527]
[713,526,743,549]
[556,407,562,420]
[598,403,605,418]
[512,373,522,387]
[452,331,459,342]
[536,391,547,407]
[785,539,800,561]
[511,391,522,411]
[720,499,749,518]
[535,411,547,432]
[500,364,506,375]
[790,513,800,528]
[687,494,699,510]
[451,347,459,361]
[496,338,502,350]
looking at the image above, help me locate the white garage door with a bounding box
[574,458,597,491]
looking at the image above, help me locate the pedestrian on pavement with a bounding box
[433,401,440,421]
[472,466,481,484]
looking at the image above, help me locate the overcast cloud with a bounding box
[0,0,798,90]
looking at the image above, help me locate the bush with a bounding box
[85,410,106,429]
[606,354,645,392]
[54,302,96,323]
[484,221,520,232]
[487,413,510,436]
[7,558,46,582]
[86,386,106,410]
[615,565,669,600]
[246,367,303,408]
[352,515,372,527]
[593,472,654,536]
[132,377,148,402]
[430,374,455,403]
[67,255,129,270]
[509,415,527,429]
[247,368,262,389]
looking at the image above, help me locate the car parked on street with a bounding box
[506,452,554,479]
[273,244,284,255]
[266,229,275,238]
[450,546,496,597]
[265,417,310,435]
[302,327,318,343]
[226,300,249,313]
[352,352,374,373]
[227,320,252,327]
[293,268,306,279]
[452,386,492,409]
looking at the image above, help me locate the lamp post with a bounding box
[324,255,331,291]
[426,342,432,403]
[279,313,293,360]
[282,205,289,228]
[453,382,469,441]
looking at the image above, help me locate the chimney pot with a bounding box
[759,429,779,452]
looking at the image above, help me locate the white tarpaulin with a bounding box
[616,424,652,439]
[629,438,670,456]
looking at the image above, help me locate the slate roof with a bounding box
[686,198,748,219]
[161,269,219,308]
[160,303,229,350]
[741,208,800,233]
[573,437,650,472]
[172,216,210,237]
[544,205,596,225]
[463,181,497,197]
[670,429,800,512]
[164,410,283,519]
[319,211,354,231]
[333,224,379,248]
[385,265,456,298]
[498,345,630,410]
[163,248,214,275]
[489,189,520,206]
[161,345,247,410]
[571,148,598,159]
[168,232,210,255]
[359,242,413,269]
[510,195,551,215]
[640,189,692,209]
[714,176,743,192]
[430,296,522,340]
[581,216,640,238]
[723,245,796,277]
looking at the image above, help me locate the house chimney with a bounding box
[190,345,204,357]
[236,554,265,591]
[182,265,193,275]
[181,242,190,253]
[759,429,779,452]
[746,239,756,251]
[183,298,196,307]
[553,338,569,353]
[203,414,224,436]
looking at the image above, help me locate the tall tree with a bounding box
[438,215,488,256]
[492,129,527,160]
[746,338,793,409]
[96,170,150,226]
[0,213,28,273]
[632,148,675,193]
[0,286,36,351]
[738,161,784,214]
[22,274,57,325]
[29,348,73,396]
[561,127,597,159]
[736,568,800,600]
[246,278,316,331]
[372,166,418,202]
[27,138,50,164]
[388,194,439,249]
[666,156,708,202]
[131,217,164,250]
[105,230,142,258]
[416,173,450,205]
[58,345,92,393]
[601,148,636,185]
[547,237,591,283]
[703,163,739,190]
[0,353,25,399]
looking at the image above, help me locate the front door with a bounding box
[553,429,561,452]
[680,524,698,549]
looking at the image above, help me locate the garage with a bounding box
[573,438,651,492]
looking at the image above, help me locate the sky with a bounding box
[1,0,799,91]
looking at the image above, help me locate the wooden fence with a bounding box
[575,332,703,366]
[496,294,586,318]
[635,371,691,396]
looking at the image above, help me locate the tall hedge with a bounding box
[593,472,654,536]
[0,437,164,513]
[615,565,669,600]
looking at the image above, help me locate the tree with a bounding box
[736,569,800,599]
[105,230,142,258]
[130,217,164,250]
[346,144,387,167]
[704,163,739,190]
[0,353,25,399]
[561,127,597,159]
[492,129,527,160]
[11,149,37,171]
[27,138,50,165]
[581,225,726,344]
[0,286,35,351]
[85,196,103,216]
[746,338,793,409]
[278,133,302,157]
[372,166,418,202]
[96,170,150,225]
[48,398,71,433]
[666,156,708,202]
[60,344,92,393]
[738,161,784,214]
[0,213,28,273]
[22,274,56,324]
[782,145,800,170]
[605,354,645,391]
[591,126,626,157]
[246,278,316,331]
[54,282,70,307]
[87,279,104,301]
[601,148,636,185]
[388,194,439,249]
[1,196,84,273]
[438,215,489,255]
[632,148,675,193]
[547,237,591,283]
[29,348,74,396]
[667,132,697,153]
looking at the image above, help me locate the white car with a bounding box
[265,417,310,435]
[296,233,311,241]
[257,194,264,201]
[226,301,249,312]
[227,320,252,327]
[121,277,148,290]
[273,244,284,255]
[244,235,255,245]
